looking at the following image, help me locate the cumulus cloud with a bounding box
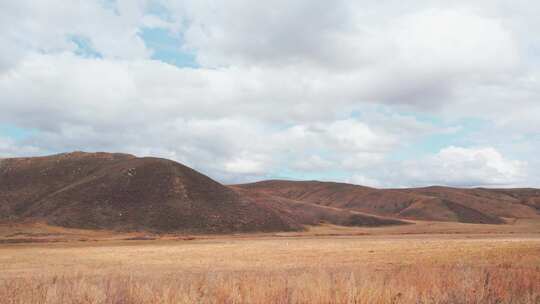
[0,1,539,187]
[347,174,383,188]
[168,1,521,107]
[0,137,43,158]
[393,147,527,187]
[0,1,155,72]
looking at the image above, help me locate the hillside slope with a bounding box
[3,153,537,232]
[0,152,406,233]
[231,186,407,227]
[0,152,296,233]
[236,180,540,224]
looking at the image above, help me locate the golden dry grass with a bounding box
[1,231,540,303]
[3,218,540,243]
[2,265,539,304]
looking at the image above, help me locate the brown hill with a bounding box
[0,152,297,233]
[0,152,406,233]
[3,152,537,233]
[401,187,539,222]
[235,180,540,224]
[231,186,407,227]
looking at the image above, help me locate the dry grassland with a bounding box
[1,225,540,304]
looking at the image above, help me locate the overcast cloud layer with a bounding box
[1,0,539,187]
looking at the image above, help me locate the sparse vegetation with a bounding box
[2,265,539,304]
[1,234,539,303]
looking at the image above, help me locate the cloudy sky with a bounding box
[1,0,539,188]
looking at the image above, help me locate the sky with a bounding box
[0,0,539,188]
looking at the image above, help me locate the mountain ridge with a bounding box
[0,152,408,232]
[235,180,540,224]
[1,152,539,233]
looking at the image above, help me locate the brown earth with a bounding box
[0,152,405,233]
[0,152,297,233]
[236,180,540,224]
[232,186,407,228]
[2,152,539,234]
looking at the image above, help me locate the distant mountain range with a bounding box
[1,152,539,233]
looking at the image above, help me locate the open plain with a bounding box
[1,221,540,304]
[4,0,540,302]
[2,153,540,303]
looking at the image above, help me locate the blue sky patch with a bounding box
[387,117,488,161]
[0,124,34,140]
[139,27,199,68]
[70,35,102,58]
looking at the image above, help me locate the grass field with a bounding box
[1,222,540,303]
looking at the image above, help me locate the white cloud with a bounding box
[347,174,382,188]
[0,137,44,158]
[0,0,158,73]
[0,1,539,187]
[168,1,520,108]
[396,146,527,187]
[391,8,518,74]
[224,158,266,175]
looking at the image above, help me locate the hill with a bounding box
[231,186,407,228]
[0,152,298,233]
[0,152,406,233]
[235,180,540,224]
[3,152,538,233]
